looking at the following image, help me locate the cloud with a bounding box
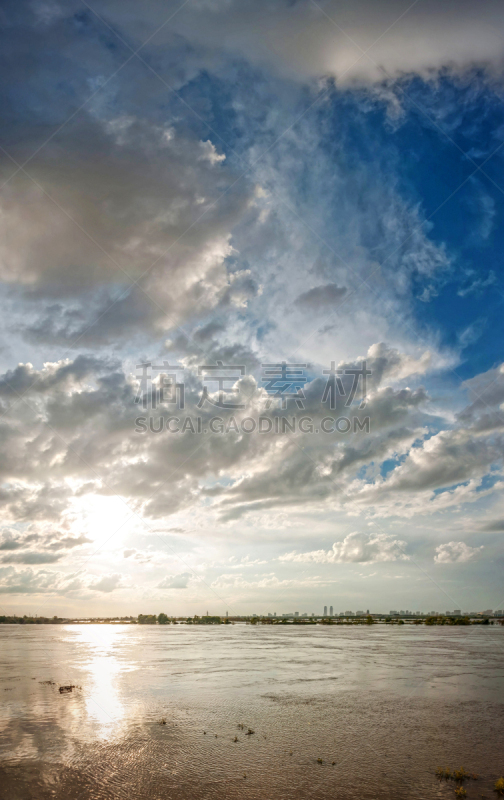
[365,343,433,383]
[457,270,496,297]
[0,350,500,535]
[91,0,504,86]
[157,572,192,589]
[434,541,484,564]
[48,534,92,550]
[0,533,25,551]
[0,529,91,558]
[1,551,62,564]
[210,572,328,590]
[0,566,84,595]
[354,428,503,499]
[198,140,226,165]
[0,355,115,398]
[294,283,346,311]
[458,363,504,428]
[1,116,248,299]
[0,565,128,595]
[122,548,153,563]
[480,519,504,532]
[280,532,408,564]
[88,573,125,593]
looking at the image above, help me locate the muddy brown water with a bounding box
[0,623,503,799]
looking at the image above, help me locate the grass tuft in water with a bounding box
[436,767,480,782]
[452,768,471,783]
[436,767,452,780]
[495,777,504,795]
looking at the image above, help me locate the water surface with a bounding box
[1,624,503,799]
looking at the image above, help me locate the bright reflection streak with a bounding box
[72,625,131,738]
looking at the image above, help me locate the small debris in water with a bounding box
[59,685,75,694]
[159,718,166,725]
[317,758,323,764]
[233,737,238,742]
[245,728,255,735]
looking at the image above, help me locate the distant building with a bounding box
[294,611,299,617]
[330,605,333,616]
[356,610,365,616]
[344,610,354,616]
[324,605,327,616]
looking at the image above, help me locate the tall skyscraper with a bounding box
[324,605,327,616]
[330,605,333,616]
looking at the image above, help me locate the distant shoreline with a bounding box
[1,613,503,627]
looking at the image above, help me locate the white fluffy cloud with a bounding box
[0,566,126,595]
[280,532,408,564]
[434,541,484,564]
[157,572,192,589]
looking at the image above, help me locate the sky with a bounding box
[1,0,504,617]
